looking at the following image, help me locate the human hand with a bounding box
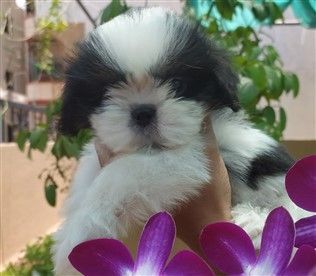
[172,114,232,255]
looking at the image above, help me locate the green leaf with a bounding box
[238,81,259,107]
[254,119,268,133]
[207,20,219,33]
[214,0,235,20]
[76,129,93,150]
[291,74,299,97]
[44,178,57,207]
[51,138,63,159]
[51,135,83,160]
[29,128,48,152]
[46,99,62,121]
[235,27,252,39]
[263,106,275,125]
[252,4,268,21]
[264,66,283,98]
[265,45,279,64]
[232,55,247,68]
[270,128,282,141]
[16,130,30,151]
[248,46,261,60]
[242,38,259,51]
[283,72,292,92]
[100,0,128,23]
[61,136,80,158]
[264,2,283,22]
[244,64,266,90]
[283,72,299,97]
[279,107,286,131]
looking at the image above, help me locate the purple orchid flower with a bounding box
[286,155,316,248]
[200,207,316,275]
[69,212,213,276]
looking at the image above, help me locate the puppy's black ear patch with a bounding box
[58,34,125,136]
[209,44,240,112]
[58,79,93,136]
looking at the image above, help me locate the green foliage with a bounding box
[3,236,54,276]
[214,0,241,20]
[17,99,93,206]
[16,130,30,151]
[186,0,300,140]
[252,2,283,22]
[36,0,68,75]
[45,177,58,207]
[29,127,48,152]
[100,0,129,23]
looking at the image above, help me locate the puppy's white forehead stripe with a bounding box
[126,74,154,92]
[95,7,180,75]
[108,78,172,107]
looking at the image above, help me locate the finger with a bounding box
[94,140,114,167]
[201,113,220,154]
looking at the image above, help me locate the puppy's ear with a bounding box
[58,34,125,136]
[58,78,92,136]
[209,44,240,112]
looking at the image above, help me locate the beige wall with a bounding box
[0,143,74,268]
[282,140,316,159]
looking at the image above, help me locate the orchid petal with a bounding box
[68,239,134,276]
[200,222,256,274]
[134,212,175,275]
[281,245,316,276]
[295,215,316,248]
[163,250,214,276]
[252,207,295,275]
[286,155,316,212]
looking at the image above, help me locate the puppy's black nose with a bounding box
[131,104,156,127]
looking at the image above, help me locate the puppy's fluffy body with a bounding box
[54,8,308,274]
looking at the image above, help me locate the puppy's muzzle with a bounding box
[131,104,156,128]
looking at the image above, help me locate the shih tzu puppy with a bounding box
[53,7,308,275]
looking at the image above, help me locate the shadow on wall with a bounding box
[282,140,316,159]
[1,143,74,267]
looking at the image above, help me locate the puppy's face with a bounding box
[90,75,204,151]
[60,8,239,152]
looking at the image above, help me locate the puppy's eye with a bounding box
[172,78,187,93]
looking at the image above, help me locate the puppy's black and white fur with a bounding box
[53,8,308,274]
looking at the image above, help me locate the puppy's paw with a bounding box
[232,203,269,249]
